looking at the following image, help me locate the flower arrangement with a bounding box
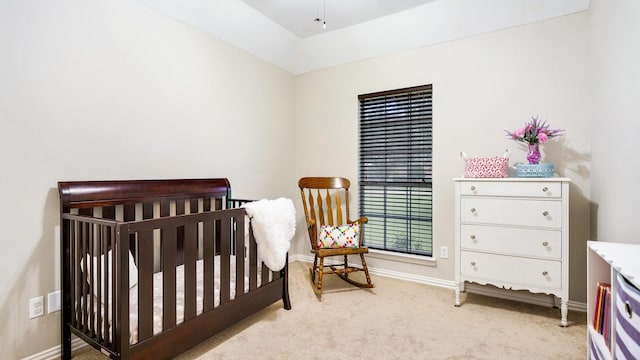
[505,116,564,145]
[505,116,564,165]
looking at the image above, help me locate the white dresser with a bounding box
[454,177,571,326]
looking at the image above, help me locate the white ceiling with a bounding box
[135,0,590,75]
[240,0,437,38]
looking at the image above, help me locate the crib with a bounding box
[58,179,291,360]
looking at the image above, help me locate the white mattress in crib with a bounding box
[130,257,251,343]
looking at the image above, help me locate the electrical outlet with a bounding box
[29,296,44,319]
[48,290,61,313]
[440,246,449,259]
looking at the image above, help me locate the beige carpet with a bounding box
[73,261,586,359]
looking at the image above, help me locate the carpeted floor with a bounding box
[73,261,587,359]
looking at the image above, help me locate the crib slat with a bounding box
[137,229,154,342]
[124,204,135,221]
[123,204,137,272]
[102,227,110,344]
[249,225,258,291]
[93,226,101,340]
[109,246,116,347]
[116,237,131,360]
[176,200,185,266]
[81,222,89,331]
[102,206,115,220]
[203,219,214,311]
[176,200,185,215]
[261,262,269,286]
[143,203,153,220]
[159,200,170,274]
[160,200,170,217]
[88,223,96,338]
[220,217,231,305]
[71,221,80,328]
[162,226,177,330]
[96,226,105,342]
[183,222,198,321]
[235,215,245,297]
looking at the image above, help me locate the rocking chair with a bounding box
[298,177,374,293]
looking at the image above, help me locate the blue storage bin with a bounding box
[516,164,554,178]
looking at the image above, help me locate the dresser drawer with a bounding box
[460,197,562,229]
[459,181,561,198]
[615,273,640,359]
[460,251,562,289]
[460,224,561,259]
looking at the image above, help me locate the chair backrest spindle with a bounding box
[316,190,325,226]
[335,191,343,225]
[325,190,334,226]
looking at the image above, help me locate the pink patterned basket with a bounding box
[461,150,510,178]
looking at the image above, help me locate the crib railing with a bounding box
[61,205,275,358]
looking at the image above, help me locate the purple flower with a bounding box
[505,116,564,145]
[537,132,549,143]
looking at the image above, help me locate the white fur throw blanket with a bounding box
[243,198,296,271]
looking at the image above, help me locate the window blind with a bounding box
[358,85,433,256]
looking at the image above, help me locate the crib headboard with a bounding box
[59,178,232,211]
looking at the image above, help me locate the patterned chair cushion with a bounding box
[318,223,360,249]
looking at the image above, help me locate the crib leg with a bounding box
[281,253,292,310]
[61,325,71,360]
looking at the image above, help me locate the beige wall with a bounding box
[588,0,640,244]
[295,13,591,301]
[0,0,295,358]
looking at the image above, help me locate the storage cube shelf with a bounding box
[454,177,571,326]
[587,241,640,360]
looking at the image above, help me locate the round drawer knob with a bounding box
[470,186,476,191]
[470,261,476,266]
[542,241,549,247]
[543,211,549,217]
[470,235,476,240]
[542,271,549,276]
[542,187,549,192]
[470,208,476,213]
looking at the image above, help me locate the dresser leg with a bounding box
[455,284,461,307]
[560,299,568,327]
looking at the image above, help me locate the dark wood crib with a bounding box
[58,179,291,360]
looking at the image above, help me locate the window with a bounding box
[358,85,433,256]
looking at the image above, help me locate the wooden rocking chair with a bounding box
[298,177,374,293]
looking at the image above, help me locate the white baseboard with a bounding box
[22,338,87,360]
[291,255,587,312]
